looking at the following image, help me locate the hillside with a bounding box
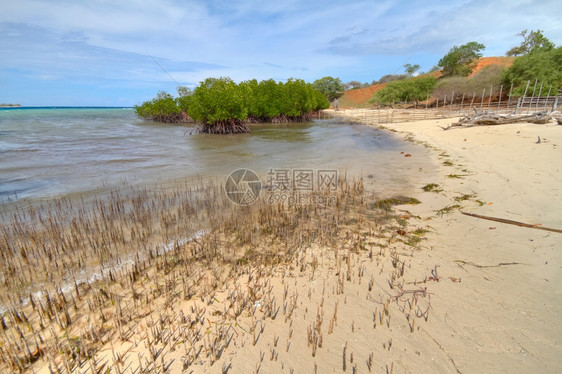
[469,56,514,77]
[339,57,514,107]
[338,83,386,108]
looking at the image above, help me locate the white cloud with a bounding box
[2,0,561,105]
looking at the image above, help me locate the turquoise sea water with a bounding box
[0,107,433,204]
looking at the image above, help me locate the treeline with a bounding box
[369,30,561,106]
[135,77,330,133]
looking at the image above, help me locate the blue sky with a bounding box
[1,0,561,106]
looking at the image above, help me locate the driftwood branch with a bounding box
[442,109,554,130]
[461,211,562,234]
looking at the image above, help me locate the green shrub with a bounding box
[502,47,562,96]
[369,76,437,105]
[433,64,506,99]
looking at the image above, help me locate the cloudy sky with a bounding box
[1,0,561,106]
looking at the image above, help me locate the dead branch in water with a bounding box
[441,109,554,130]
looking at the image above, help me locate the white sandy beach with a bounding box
[329,109,562,372]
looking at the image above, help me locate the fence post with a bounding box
[497,85,503,109]
[536,83,543,110]
[460,93,465,114]
[507,83,513,109]
[480,88,485,109]
[522,80,530,99]
[470,92,476,108]
[515,97,521,114]
[488,85,493,108]
[553,98,558,112]
[544,86,552,110]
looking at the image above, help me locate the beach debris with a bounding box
[453,260,523,268]
[427,265,440,282]
[461,211,562,233]
[441,109,554,130]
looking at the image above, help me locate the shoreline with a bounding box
[328,109,562,372]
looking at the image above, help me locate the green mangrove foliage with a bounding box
[134,91,191,123]
[369,76,437,105]
[135,77,329,134]
[188,77,251,133]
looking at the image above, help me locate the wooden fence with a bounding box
[320,94,560,125]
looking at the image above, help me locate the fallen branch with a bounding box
[453,260,523,268]
[442,109,554,130]
[461,211,562,234]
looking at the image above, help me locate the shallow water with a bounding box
[0,107,434,205]
[0,107,437,312]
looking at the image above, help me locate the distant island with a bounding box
[0,103,21,107]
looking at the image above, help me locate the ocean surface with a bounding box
[0,107,433,205]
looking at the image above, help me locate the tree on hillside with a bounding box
[312,76,345,102]
[404,63,421,77]
[372,74,407,85]
[506,29,555,56]
[438,42,485,77]
[344,80,363,90]
[502,46,562,95]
